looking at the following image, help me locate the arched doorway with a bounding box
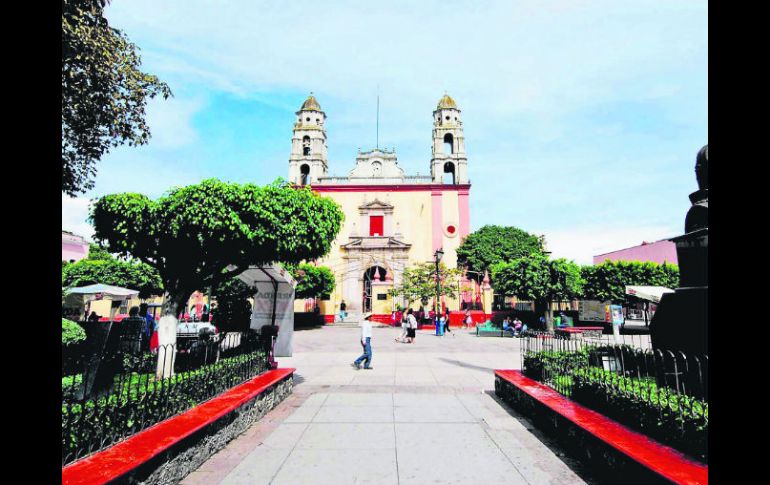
[362,266,387,313]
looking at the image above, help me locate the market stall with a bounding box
[236,265,297,357]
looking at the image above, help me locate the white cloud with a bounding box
[144,95,204,149]
[106,0,707,123]
[62,195,94,241]
[537,224,678,265]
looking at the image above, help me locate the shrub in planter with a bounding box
[62,318,86,346]
[62,318,87,377]
[571,367,708,462]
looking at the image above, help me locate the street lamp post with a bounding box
[434,248,444,325]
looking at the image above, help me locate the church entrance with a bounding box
[362,266,387,313]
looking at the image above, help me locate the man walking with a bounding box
[352,313,374,370]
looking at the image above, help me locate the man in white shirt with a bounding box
[352,313,374,370]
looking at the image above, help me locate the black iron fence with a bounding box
[519,332,708,461]
[62,330,271,466]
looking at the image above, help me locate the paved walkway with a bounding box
[182,325,593,485]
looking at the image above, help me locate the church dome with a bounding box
[437,94,458,110]
[301,94,322,111]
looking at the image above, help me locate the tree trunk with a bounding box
[535,300,553,332]
[156,291,188,380]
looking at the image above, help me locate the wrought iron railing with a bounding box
[519,332,708,461]
[62,330,270,466]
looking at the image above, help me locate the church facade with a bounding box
[289,94,473,321]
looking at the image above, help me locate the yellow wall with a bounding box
[312,187,465,315]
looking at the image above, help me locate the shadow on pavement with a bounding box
[437,357,493,372]
[485,390,603,485]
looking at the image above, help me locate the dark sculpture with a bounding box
[649,145,708,355]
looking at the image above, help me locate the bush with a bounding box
[62,318,86,346]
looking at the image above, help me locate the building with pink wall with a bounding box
[593,239,677,266]
[62,231,89,263]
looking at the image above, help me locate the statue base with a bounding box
[649,287,708,356]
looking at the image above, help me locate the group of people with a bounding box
[501,316,526,337]
[395,308,419,343]
[124,304,160,351]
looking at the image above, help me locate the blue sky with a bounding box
[62,0,708,264]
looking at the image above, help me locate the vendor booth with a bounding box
[236,265,297,357]
[624,286,674,326]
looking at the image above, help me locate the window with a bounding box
[369,215,384,236]
[300,164,310,185]
[302,136,311,156]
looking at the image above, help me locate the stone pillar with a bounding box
[342,259,361,313]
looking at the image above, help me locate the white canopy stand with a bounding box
[625,286,675,303]
[236,265,297,357]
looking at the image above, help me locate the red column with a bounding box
[458,188,470,238]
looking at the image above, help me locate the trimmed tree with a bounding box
[388,262,462,309]
[62,0,172,195]
[90,179,344,319]
[456,225,545,281]
[491,255,583,331]
[86,243,113,261]
[288,264,335,300]
[581,260,680,303]
[62,258,163,299]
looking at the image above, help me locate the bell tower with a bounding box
[430,93,468,184]
[289,93,328,185]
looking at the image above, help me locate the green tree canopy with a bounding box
[287,264,335,300]
[456,225,545,281]
[491,255,583,330]
[62,258,163,299]
[388,262,463,308]
[62,0,171,195]
[86,243,113,261]
[581,260,680,303]
[90,179,344,316]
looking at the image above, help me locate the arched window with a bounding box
[443,133,454,154]
[302,136,311,156]
[443,162,456,185]
[300,164,310,186]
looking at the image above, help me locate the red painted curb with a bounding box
[495,370,707,485]
[62,368,295,485]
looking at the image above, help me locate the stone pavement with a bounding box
[182,325,594,485]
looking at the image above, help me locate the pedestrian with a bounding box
[463,309,472,329]
[502,317,515,337]
[405,308,417,343]
[396,310,409,342]
[139,303,156,350]
[443,308,453,335]
[339,300,347,322]
[87,311,100,322]
[352,313,374,369]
